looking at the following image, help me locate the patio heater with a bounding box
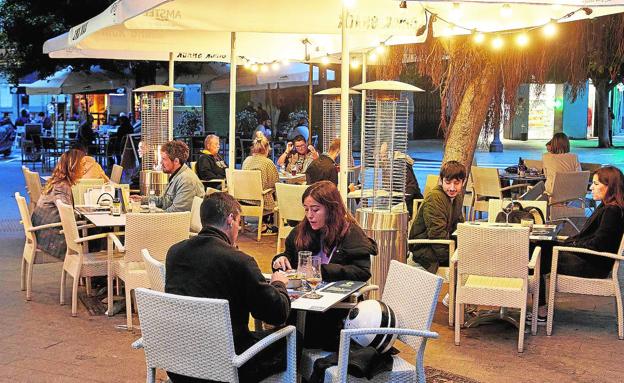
[134,85,180,195]
[352,80,424,298]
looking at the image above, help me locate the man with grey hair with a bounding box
[196,134,227,187]
[130,140,204,212]
[165,193,290,382]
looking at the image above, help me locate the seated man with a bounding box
[131,140,204,212]
[166,192,291,383]
[195,134,227,189]
[408,160,466,274]
[277,134,318,175]
[305,137,340,185]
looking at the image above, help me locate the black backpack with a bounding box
[495,201,545,224]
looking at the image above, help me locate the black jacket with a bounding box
[272,223,377,282]
[165,226,290,352]
[564,204,624,274]
[305,154,338,186]
[196,152,227,181]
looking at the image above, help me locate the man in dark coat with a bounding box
[166,192,291,383]
[195,134,227,188]
[305,137,340,185]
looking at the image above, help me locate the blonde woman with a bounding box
[242,135,279,231]
[31,149,85,259]
[542,132,581,194]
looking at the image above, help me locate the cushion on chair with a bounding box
[464,275,524,291]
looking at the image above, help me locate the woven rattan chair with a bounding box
[141,249,165,293]
[15,192,62,301]
[107,211,191,330]
[546,171,590,221]
[190,196,204,236]
[301,261,441,382]
[110,164,123,184]
[546,233,624,339]
[226,168,273,241]
[56,200,121,316]
[524,159,543,172]
[454,223,541,352]
[274,183,307,253]
[22,166,42,212]
[71,178,105,205]
[135,288,297,383]
[470,166,530,221]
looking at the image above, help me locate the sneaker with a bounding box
[261,225,278,235]
[442,293,449,308]
[526,311,547,326]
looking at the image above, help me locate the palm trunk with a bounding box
[442,66,497,170]
[593,79,611,148]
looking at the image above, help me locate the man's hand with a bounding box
[285,142,294,152]
[272,256,292,271]
[129,195,142,202]
[270,270,289,285]
[308,145,319,159]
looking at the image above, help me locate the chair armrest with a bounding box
[189,232,198,237]
[108,232,126,252]
[131,337,143,349]
[547,218,580,234]
[528,246,541,270]
[262,188,274,195]
[553,246,624,261]
[451,249,459,263]
[76,223,97,231]
[27,221,62,232]
[408,239,454,246]
[232,325,296,368]
[500,183,531,192]
[75,232,109,244]
[351,284,379,300]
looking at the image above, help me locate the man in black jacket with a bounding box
[165,192,291,383]
[306,137,340,185]
[195,134,227,188]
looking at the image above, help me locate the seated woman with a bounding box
[242,135,279,230]
[533,166,624,322]
[73,143,109,182]
[542,132,581,194]
[31,149,85,260]
[272,181,378,349]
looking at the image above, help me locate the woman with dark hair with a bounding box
[532,166,624,322]
[31,149,86,259]
[542,132,581,194]
[272,181,377,348]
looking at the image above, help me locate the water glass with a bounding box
[304,255,323,299]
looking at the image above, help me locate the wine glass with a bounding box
[304,256,323,299]
[501,197,514,224]
[296,251,312,291]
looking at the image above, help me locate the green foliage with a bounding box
[175,108,203,137]
[236,109,258,136]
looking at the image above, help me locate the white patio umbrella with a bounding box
[43,0,624,198]
[22,66,130,95]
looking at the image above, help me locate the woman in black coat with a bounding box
[272,181,377,349]
[534,166,624,320]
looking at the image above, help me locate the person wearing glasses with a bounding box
[277,135,318,175]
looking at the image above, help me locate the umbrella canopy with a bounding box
[23,66,131,95]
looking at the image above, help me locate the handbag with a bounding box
[495,201,545,224]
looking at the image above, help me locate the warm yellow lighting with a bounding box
[491,36,504,49]
[243,62,251,69]
[450,3,462,20]
[441,26,454,38]
[375,44,385,54]
[473,32,485,44]
[281,59,290,66]
[516,33,529,47]
[271,62,280,70]
[500,4,512,18]
[351,59,360,69]
[368,52,378,62]
[260,64,268,72]
[251,64,259,72]
[543,22,557,37]
[343,0,356,9]
[321,56,330,65]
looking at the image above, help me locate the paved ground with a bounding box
[1,138,624,382]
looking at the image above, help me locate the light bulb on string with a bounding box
[368,52,378,62]
[491,36,504,50]
[473,32,485,44]
[450,3,462,21]
[321,55,330,65]
[251,64,259,72]
[375,43,386,54]
[500,4,512,18]
[351,59,360,69]
[260,64,268,73]
[516,33,529,47]
[271,62,280,70]
[243,61,251,69]
[343,0,356,9]
[543,21,557,37]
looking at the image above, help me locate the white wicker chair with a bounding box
[226,168,273,241]
[274,183,307,253]
[546,171,590,221]
[107,211,191,330]
[22,166,42,212]
[454,223,540,352]
[110,164,123,184]
[15,192,62,301]
[141,249,165,293]
[189,196,204,236]
[71,178,105,205]
[56,200,121,316]
[546,233,624,339]
[135,288,297,383]
[301,261,441,382]
[470,167,530,220]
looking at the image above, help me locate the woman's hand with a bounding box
[272,256,292,271]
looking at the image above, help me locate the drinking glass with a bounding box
[304,256,323,299]
[296,251,312,291]
[501,198,514,224]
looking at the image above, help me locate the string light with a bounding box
[260,64,268,73]
[450,3,462,21]
[243,62,251,69]
[271,62,280,70]
[543,21,557,37]
[343,0,356,9]
[375,43,386,54]
[321,55,330,65]
[368,52,378,62]
[351,59,360,69]
[500,4,512,18]
[251,64,259,72]
[491,36,504,50]
[473,32,485,44]
[516,33,529,47]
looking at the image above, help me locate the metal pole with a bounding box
[168,52,174,140]
[339,5,350,203]
[308,63,313,145]
[360,52,367,169]
[228,32,237,169]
